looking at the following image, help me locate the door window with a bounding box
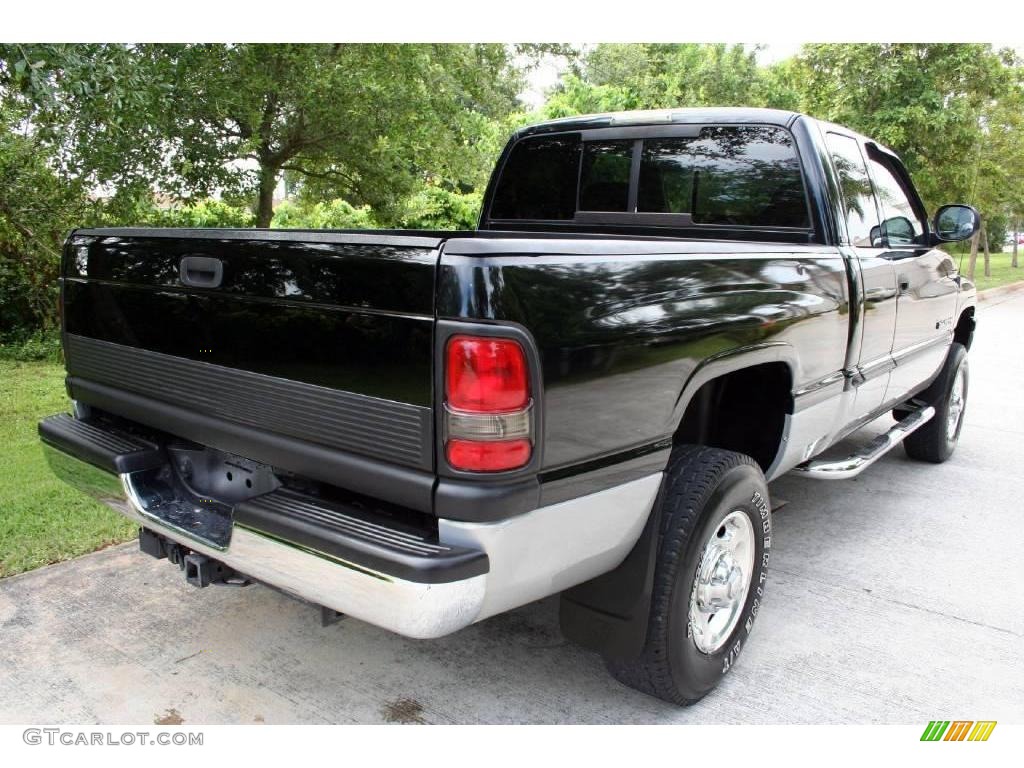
[825,133,880,248]
[867,155,926,246]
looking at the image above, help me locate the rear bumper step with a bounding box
[235,489,487,584]
[794,405,935,480]
[39,412,163,474]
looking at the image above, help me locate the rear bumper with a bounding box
[41,413,661,639]
[42,443,486,638]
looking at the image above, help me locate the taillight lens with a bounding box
[446,439,532,472]
[444,335,533,472]
[446,336,528,412]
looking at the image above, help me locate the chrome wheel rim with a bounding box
[689,510,755,654]
[946,366,966,440]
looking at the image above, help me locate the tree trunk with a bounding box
[967,229,979,281]
[981,219,991,278]
[1013,217,1019,269]
[256,166,278,228]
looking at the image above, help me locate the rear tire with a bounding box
[607,446,771,706]
[902,343,968,464]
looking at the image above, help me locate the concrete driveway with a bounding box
[2,290,1023,725]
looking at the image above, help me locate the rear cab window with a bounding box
[489,134,580,220]
[487,124,812,236]
[580,140,633,212]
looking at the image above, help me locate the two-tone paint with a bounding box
[58,108,975,529]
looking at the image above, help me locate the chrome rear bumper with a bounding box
[43,429,662,639]
[43,445,485,639]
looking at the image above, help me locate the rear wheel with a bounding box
[902,343,968,463]
[607,446,771,705]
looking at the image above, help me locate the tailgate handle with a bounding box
[179,256,223,289]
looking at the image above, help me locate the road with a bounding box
[2,289,1023,724]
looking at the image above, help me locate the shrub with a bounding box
[0,328,63,363]
[90,196,254,228]
[271,199,377,229]
[0,124,87,336]
[398,185,481,230]
[984,213,1008,253]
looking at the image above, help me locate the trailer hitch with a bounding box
[183,553,249,588]
[138,528,250,588]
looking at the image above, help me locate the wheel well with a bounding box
[954,307,975,350]
[673,362,793,472]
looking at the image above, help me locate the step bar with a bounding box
[794,406,935,480]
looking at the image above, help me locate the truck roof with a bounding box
[514,108,901,161]
[516,107,804,137]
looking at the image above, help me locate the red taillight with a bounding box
[446,336,528,413]
[444,335,533,472]
[446,438,532,472]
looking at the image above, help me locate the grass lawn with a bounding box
[0,360,136,578]
[954,249,1024,292]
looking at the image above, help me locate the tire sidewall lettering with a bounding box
[719,488,772,673]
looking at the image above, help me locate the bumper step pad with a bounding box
[39,413,163,474]
[235,488,488,584]
[40,411,487,586]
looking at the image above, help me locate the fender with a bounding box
[669,341,800,430]
[561,342,798,659]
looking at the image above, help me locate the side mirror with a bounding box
[882,215,916,245]
[933,204,980,242]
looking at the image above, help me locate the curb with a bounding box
[978,280,1024,304]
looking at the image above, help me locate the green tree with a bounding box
[0,106,87,335]
[2,44,546,226]
[542,44,767,117]
[973,75,1024,257]
[795,44,1014,210]
[398,184,482,230]
[271,199,376,230]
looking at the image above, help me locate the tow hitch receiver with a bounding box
[184,553,241,588]
[139,528,249,588]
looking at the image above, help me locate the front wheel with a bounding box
[607,446,771,705]
[902,343,968,463]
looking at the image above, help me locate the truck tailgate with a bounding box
[61,228,443,509]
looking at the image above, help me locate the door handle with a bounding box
[898,276,910,294]
[179,256,223,289]
[864,286,897,303]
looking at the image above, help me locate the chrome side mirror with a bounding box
[933,204,980,242]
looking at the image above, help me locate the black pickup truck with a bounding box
[40,108,979,705]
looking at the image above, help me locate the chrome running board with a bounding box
[794,406,935,480]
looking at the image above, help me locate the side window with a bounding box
[490,134,581,220]
[825,133,881,248]
[867,154,925,246]
[579,140,633,212]
[636,126,809,228]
